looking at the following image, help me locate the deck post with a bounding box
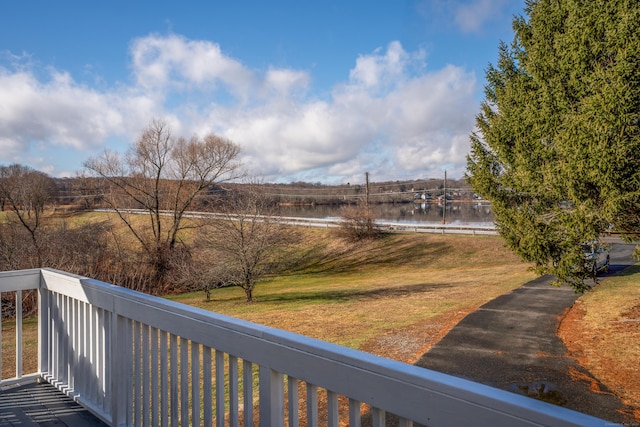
[38,287,50,377]
[259,366,285,427]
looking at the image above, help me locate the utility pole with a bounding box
[442,169,447,224]
[365,171,370,208]
[365,171,373,233]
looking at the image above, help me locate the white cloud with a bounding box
[263,68,310,97]
[455,0,510,33]
[221,42,477,183]
[348,41,426,92]
[385,65,477,169]
[0,35,478,182]
[415,0,511,35]
[130,34,256,98]
[0,68,127,154]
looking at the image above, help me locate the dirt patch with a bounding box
[359,308,475,364]
[559,301,640,422]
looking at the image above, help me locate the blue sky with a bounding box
[0,1,524,184]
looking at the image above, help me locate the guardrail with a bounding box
[95,208,498,235]
[259,215,499,235]
[0,269,606,426]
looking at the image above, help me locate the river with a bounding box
[276,201,494,226]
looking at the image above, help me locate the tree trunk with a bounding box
[244,286,253,303]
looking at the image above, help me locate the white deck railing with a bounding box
[0,268,607,426]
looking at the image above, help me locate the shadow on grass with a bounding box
[288,234,452,275]
[255,282,454,303]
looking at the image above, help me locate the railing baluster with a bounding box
[100,309,109,413]
[191,341,201,427]
[399,417,414,427]
[160,330,169,427]
[327,390,339,427]
[349,399,362,426]
[85,303,92,400]
[170,333,178,426]
[76,299,82,393]
[216,350,225,427]
[372,407,385,427]
[243,360,253,427]
[48,293,54,380]
[180,337,189,427]
[287,376,299,427]
[57,292,62,383]
[229,355,239,427]
[75,299,80,393]
[100,307,107,410]
[151,326,159,427]
[133,321,142,426]
[260,366,285,427]
[58,293,65,386]
[70,299,77,393]
[306,383,318,427]
[62,295,69,386]
[96,308,102,405]
[37,288,49,379]
[68,298,73,391]
[57,293,62,385]
[203,346,213,427]
[78,301,87,397]
[142,323,150,427]
[111,314,133,426]
[51,293,58,383]
[16,290,22,379]
[89,304,97,405]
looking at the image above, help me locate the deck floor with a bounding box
[0,380,107,426]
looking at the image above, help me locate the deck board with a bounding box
[0,380,107,426]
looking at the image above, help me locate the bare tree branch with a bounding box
[84,118,242,289]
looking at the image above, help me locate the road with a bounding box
[415,242,638,425]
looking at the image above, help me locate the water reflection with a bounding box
[277,202,494,226]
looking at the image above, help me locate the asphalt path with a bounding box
[415,241,638,425]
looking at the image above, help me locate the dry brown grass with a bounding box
[171,229,537,362]
[558,265,640,422]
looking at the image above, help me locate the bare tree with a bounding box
[337,200,381,241]
[71,171,103,210]
[0,164,58,267]
[84,118,242,291]
[198,184,299,302]
[337,171,382,241]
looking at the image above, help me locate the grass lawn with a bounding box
[1,317,39,379]
[169,229,537,362]
[559,264,640,418]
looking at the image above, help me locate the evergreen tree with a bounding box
[467,0,640,291]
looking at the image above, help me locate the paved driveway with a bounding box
[415,242,637,425]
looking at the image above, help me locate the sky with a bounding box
[0,0,525,184]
